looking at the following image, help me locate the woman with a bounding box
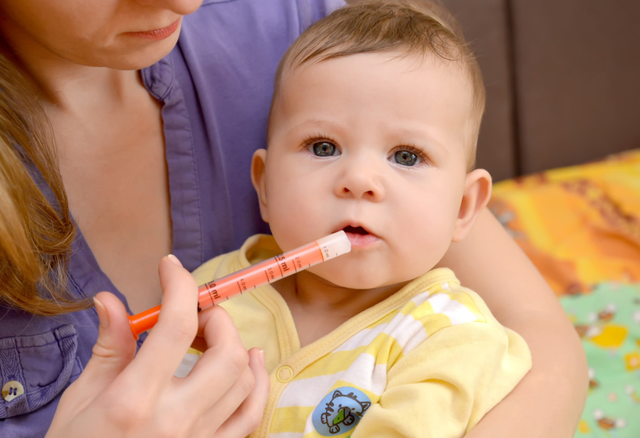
[0,0,587,437]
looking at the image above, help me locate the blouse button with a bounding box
[2,381,25,402]
[276,366,294,383]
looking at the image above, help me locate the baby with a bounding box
[191,1,531,437]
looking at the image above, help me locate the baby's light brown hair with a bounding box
[271,0,485,169]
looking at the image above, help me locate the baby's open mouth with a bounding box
[341,225,381,247]
[343,225,370,235]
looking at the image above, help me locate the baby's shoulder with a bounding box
[398,273,501,334]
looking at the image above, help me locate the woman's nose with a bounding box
[334,161,385,202]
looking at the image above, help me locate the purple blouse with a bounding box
[0,1,342,435]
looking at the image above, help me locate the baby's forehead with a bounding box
[275,51,477,113]
[276,51,473,103]
[271,52,476,127]
[283,48,471,81]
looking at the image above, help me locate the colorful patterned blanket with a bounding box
[489,150,640,437]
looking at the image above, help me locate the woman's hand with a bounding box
[46,255,269,438]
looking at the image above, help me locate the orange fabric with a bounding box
[489,150,640,296]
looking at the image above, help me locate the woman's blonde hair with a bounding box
[0,51,89,315]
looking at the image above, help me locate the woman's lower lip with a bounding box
[345,232,381,248]
[124,19,181,41]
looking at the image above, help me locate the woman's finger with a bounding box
[128,255,199,387]
[78,292,138,388]
[176,306,251,412]
[191,303,223,352]
[188,364,256,438]
[195,301,219,338]
[176,346,250,412]
[210,348,270,438]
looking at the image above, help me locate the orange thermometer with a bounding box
[128,231,351,339]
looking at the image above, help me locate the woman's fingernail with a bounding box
[167,254,183,267]
[259,349,266,366]
[94,297,110,329]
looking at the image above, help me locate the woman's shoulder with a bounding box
[179,0,346,56]
[146,0,346,83]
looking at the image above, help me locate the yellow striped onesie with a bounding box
[191,235,532,438]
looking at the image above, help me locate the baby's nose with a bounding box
[335,163,385,202]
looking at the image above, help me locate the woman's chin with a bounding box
[98,34,180,70]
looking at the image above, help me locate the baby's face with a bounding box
[255,52,476,289]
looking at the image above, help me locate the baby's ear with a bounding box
[250,149,270,223]
[452,169,492,242]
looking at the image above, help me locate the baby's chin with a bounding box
[306,263,412,292]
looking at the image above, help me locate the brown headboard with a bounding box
[442,0,640,180]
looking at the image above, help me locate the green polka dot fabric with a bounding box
[560,282,640,437]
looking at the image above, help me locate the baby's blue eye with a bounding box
[312,142,339,157]
[393,150,419,166]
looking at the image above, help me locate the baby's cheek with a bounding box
[398,226,455,274]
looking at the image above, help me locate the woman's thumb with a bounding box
[76,292,138,391]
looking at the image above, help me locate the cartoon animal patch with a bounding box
[312,387,372,436]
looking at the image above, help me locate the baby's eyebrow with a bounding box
[388,125,449,154]
[283,118,347,136]
[296,118,343,129]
